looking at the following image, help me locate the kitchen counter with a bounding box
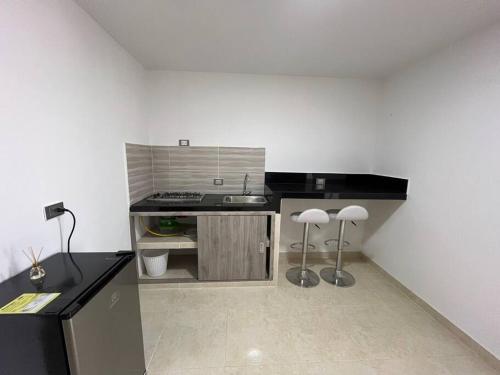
[129,172,407,214]
[129,193,277,213]
[128,172,407,286]
[266,172,408,201]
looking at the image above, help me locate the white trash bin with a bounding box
[143,250,169,277]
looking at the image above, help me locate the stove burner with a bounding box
[147,192,205,203]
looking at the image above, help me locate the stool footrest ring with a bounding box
[324,238,350,247]
[290,242,316,250]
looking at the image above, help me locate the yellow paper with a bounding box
[0,293,60,314]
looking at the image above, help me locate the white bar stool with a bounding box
[286,208,329,288]
[320,205,369,287]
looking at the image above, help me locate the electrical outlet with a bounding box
[178,139,190,146]
[44,202,64,220]
[213,178,224,186]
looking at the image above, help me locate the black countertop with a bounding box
[129,172,408,213]
[130,193,277,213]
[266,172,408,200]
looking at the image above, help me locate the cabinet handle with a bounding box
[259,242,265,254]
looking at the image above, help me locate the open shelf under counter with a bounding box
[139,253,198,283]
[136,232,197,250]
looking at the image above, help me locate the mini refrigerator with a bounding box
[0,252,145,375]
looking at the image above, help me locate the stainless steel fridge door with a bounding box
[62,260,145,375]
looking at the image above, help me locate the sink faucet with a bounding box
[242,173,251,195]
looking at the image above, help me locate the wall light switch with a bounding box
[179,139,190,146]
[213,178,224,186]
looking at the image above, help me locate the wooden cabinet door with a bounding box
[197,215,267,281]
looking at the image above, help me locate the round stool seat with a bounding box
[336,205,369,221]
[290,209,329,224]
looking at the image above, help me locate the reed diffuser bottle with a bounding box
[23,247,46,285]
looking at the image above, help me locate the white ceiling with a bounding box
[76,0,500,78]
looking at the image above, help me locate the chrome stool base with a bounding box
[320,267,355,287]
[286,267,320,288]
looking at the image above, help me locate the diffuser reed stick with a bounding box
[22,247,43,267]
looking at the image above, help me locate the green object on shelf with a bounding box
[159,217,179,231]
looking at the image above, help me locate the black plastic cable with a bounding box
[68,252,83,283]
[57,208,76,253]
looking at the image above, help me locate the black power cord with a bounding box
[56,208,76,253]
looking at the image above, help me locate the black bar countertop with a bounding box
[266,172,408,200]
[130,172,408,213]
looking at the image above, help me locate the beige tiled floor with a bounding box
[139,256,499,375]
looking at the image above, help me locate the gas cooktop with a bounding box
[146,192,205,203]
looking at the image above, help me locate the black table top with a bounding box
[0,252,133,318]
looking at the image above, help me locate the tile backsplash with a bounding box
[125,144,265,202]
[125,143,154,204]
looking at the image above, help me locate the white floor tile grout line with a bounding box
[146,325,167,370]
[223,309,229,366]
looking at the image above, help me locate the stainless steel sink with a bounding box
[222,195,268,205]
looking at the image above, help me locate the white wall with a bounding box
[145,71,380,173]
[0,1,146,281]
[366,23,500,358]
